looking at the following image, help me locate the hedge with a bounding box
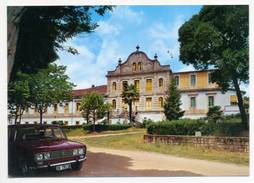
[61,125,83,133]
[83,124,131,132]
[147,119,244,137]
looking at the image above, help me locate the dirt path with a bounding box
[85,147,249,176]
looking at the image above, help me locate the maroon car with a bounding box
[8,124,87,176]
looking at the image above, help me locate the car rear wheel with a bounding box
[72,162,83,171]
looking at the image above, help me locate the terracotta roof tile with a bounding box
[72,85,107,98]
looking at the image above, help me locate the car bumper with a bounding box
[32,156,87,170]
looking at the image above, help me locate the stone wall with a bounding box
[144,134,249,152]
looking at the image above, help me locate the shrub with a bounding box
[83,124,131,132]
[62,125,83,133]
[214,122,243,136]
[52,120,64,125]
[207,106,223,123]
[147,119,208,136]
[146,119,244,136]
[142,119,154,128]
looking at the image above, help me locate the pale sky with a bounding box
[56,5,249,96]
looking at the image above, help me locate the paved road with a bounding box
[26,147,248,177]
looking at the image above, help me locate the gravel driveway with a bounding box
[28,146,248,177]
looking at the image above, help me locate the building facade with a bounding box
[17,85,107,125]
[106,48,239,122]
[16,48,240,125]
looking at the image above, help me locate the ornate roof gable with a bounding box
[107,47,171,77]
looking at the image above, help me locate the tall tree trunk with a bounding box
[18,108,22,123]
[7,7,25,82]
[107,111,110,123]
[93,111,96,132]
[232,77,248,130]
[14,110,18,124]
[86,111,89,124]
[39,110,43,125]
[129,102,132,125]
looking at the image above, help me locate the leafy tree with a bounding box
[8,6,113,82]
[164,78,185,120]
[8,72,31,124]
[178,5,249,129]
[207,106,223,123]
[29,63,75,124]
[80,92,106,131]
[121,84,139,125]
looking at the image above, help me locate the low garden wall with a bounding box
[144,134,249,152]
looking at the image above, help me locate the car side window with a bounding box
[53,128,65,139]
[45,128,53,138]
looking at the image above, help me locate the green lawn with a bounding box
[65,127,145,137]
[77,133,249,165]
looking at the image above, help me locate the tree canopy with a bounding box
[80,92,106,131]
[8,72,31,124]
[178,5,249,129]
[29,63,75,124]
[9,6,112,81]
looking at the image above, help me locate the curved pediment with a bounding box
[107,50,171,77]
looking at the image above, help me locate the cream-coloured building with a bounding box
[16,48,240,125]
[106,47,239,122]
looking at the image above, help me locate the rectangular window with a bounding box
[122,99,128,110]
[64,103,69,113]
[43,121,47,124]
[112,100,116,109]
[76,121,80,125]
[122,81,128,90]
[208,73,212,84]
[134,80,140,92]
[208,96,214,107]
[190,97,196,108]
[146,98,152,111]
[76,102,81,112]
[133,99,139,111]
[112,82,117,92]
[230,95,238,106]
[175,76,179,86]
[138,62,142,70]
[146,79,152,92]
[190,74,196,87]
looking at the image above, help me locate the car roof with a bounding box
[8,124,61,128]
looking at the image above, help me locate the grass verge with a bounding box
[77,133,249,165]
[65,127,145,137]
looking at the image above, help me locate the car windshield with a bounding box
[18,127,66,141]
